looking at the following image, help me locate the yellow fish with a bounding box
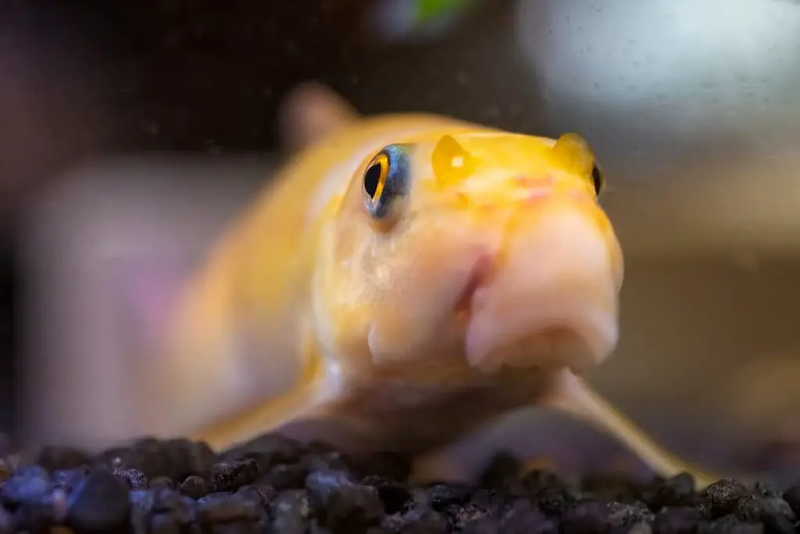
[141,83,718,487]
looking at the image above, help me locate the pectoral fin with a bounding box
[189,349,336,452]
[541,370,722,489]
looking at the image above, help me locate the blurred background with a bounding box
[3,0,800,483]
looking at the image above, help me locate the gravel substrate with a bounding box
[0,434,798,533]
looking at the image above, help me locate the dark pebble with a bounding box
[426,482,472,510]
[582,473,640,503]
[211,458,259,492]
[53,466,91,492]
[356,451,413,482]
[478,450,523,488]
[387,506,450,534]
[306,469,385,531]
[260,462,309,491]
[537,483,579,516]
[128,489,156,533]
[196,491,262,525]
[781,484,800,515]
[221,433,303,466]
[302,449,352,473]
[236,483,276,507]
[270,490,314,534]
[36,446,92,472]
[561,499,612,534]
[696,513,765,534]
[0,465,50,507]
[113,467,149,490]
[0,432,797,533]
[10,497,56,533]
[66,470,131,533]
[652,506,704,534]
[98,437,216,481]
[149,476,175,491]
[697,477,751,517]
[148,513,183,534]
[179,474,209,499]
[468,498,556,534]
[643,473,698,511]
[362,475,411,514]
[608,500,655,528]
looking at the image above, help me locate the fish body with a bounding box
[141,84,719,486]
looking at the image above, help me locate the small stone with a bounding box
[646,473,697,511]
[112,467,149,490]
[211,458,259,492]
[305,470,384,531]
[222,433,303,467]
[495,499,556,534]
[260,462,309,490]
[391,506,449,534]
[426,483,472,510]
[782,483,800,515]
[150,476,175,491]
[628,523,653,534]
[1,465,51,505]
[607,501,655,528]
[561,500,611,534]
[479,450,523,488]
[148,513,182,534]
[356,451,413,482]
[66,470,131,533]
[302,450,352,473]
[179,475,209,500]
[195,492,262,525]
[128,490,156,534]
[698,478,751,516]
[270,490,313,534]
[236,483,276,507]
[36,446,91,472]
[537,484,578,516]
[10,497,56,533]
[696,514,763,534]
[53,467,91,492]
[362,476,411,514]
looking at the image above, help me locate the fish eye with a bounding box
[363,144,410,220]
[591,163,604,196]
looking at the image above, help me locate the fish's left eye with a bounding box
[363,144,410,220]
[591,163,604,196]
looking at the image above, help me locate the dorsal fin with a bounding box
[278,82,360,153]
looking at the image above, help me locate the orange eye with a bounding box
[362,144,411,220]
[364,152,389,201]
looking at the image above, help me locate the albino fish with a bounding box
[134,83,721,487]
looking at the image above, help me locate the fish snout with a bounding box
[461,195,623,374]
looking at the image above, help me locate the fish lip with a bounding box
[450,207,621,374]
[452,253,495,317]
[461,286,619,374]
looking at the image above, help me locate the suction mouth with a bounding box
[456,206,622,374]
[463,297,619,373]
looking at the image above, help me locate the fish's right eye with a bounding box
[363,144,410,220]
